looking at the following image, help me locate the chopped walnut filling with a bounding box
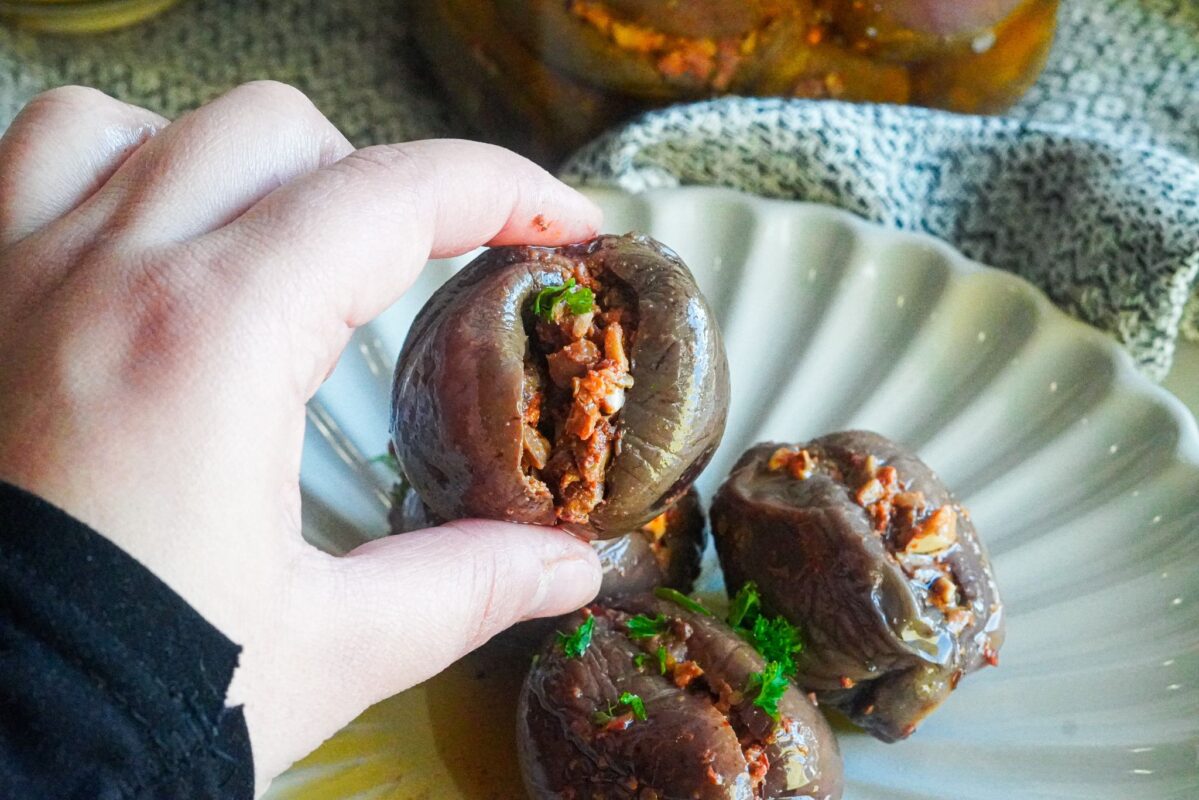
[743,743,771,788]
[983,644,1000,667]
[846,452,974,630]
[641,510,669,539]
[672,659,705,689]
[767,446,818,479]
[929,576,959,610]
[902,506,959,554]
[524,268,636,524]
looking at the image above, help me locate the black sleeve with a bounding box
[0,481,254,799]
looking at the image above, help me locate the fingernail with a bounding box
[529,556,601,618]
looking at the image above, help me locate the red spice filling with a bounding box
[524,265,637,524]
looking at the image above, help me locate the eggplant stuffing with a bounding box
[711,431,1004,742]
[518,592,843,799]
[389,482,708,599]
[391,234,729,539]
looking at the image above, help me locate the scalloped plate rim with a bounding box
[279,185,1199,800]
[579,184,1199,464]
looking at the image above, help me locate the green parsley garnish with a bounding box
[749,616,804,676]
[730,584,802,722]
[727,582,803,676]
[592,692,648,725]
[532,277,594,322]
[727,581,762,629]
[746,661,790,721]
[619,692,648,721]
[370,452,400,474]
[556,616,595,659]
[654,587,713,617]
[371,452,411,511]
[626,614,669,639]
[633,642,671,676]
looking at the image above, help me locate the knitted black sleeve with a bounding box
[0,481,253,799]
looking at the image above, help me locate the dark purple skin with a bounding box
[390,234,730,540]
[711,431,1004,743]
[389,485,707,600]
[518,595,844,800]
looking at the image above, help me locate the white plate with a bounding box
[273,186,1199,800]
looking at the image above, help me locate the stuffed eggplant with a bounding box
[518,592,843,799]
[411,0,1056,163]
[391,234,729,540]
[711,431,1004,743]
[389,483,708,599]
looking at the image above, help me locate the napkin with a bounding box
[561,1,1199,381]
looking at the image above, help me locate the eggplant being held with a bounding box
[391,234,730,540]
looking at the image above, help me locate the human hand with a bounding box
[0,82,604,791]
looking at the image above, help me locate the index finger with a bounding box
[202,139,602,331]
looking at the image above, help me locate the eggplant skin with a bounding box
[711,431,1005,743]
[592,486,706,599]
[389,486,708,599]
[518,595,844,800]
[390,233,730,540]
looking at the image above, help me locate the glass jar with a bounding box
[0,0,181,34]
[412,0,1059,165]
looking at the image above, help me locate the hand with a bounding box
[0,82,604,791]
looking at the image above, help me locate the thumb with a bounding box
[232,521,601,788]
[321,519,601,703]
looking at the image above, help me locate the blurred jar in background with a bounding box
[0,0,180,33]
[412,0,1058,164]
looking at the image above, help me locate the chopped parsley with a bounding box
[532,277,594,322]
[746,661,790,721]
[727,582,803,676]
[388,482,407,510]
[748,615,804,676]
[370,451,400,474]
[619,692,648,721]
[626,614,669,639]
[556,616,595,659]
[654,587,714,617]
[592,691,648,726]
[370,452,411,510]
[727,581,761,629]
[634,645,669,675]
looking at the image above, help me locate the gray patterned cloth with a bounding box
[561,1,1199,380]
[0,0,1196,378]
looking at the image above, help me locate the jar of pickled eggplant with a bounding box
[411,0,1059,164]
[0,0,181,33]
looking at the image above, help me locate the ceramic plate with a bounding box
[269,187,1199,800]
